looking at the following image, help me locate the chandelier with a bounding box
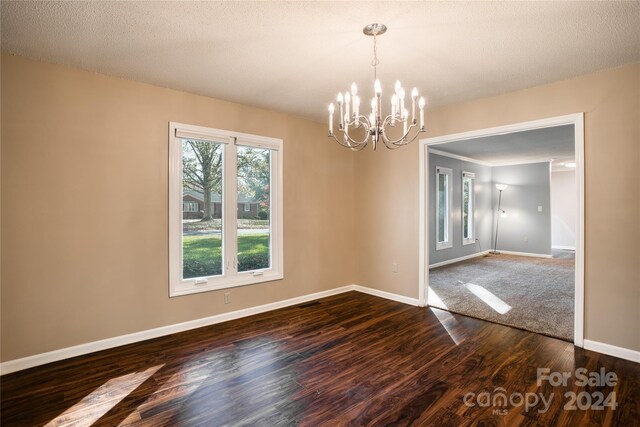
[327,23,426,151]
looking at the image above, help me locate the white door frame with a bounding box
[418,113,585,347]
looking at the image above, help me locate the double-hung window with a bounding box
[435,166,453,250]
[462,171,475,245]
[169,122,283,296]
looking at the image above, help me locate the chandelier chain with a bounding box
[371,34,379,81]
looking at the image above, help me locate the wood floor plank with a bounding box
[1,291,638,426]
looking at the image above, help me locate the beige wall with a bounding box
[1,55,357,361]
[2,55,639,362]
[355,63,640,352]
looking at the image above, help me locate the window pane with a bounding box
[438,174,446,242]
[463,179,470,238]
[463,216,468,238]
[181,139,223,279]
[237,146,271,272]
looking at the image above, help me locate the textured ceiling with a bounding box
[2,1,639,123]
[432,125,576,170]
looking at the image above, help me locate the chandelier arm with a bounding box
[335,136,368,151]
[331,116,372,147]
[329,131,369,151]
[330,133,364,149]
[379,115,423,146]
[383,128,425,149]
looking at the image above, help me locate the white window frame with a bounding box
[462,171,475,246]
[243,202,251,212]
[435,167,453,250]
[169,122,284,297]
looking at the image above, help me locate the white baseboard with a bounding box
[429,251,489,269]
[352,284,420,306]
[0,286,353,375]
[0,284,419,375]
[495,250,553,259]
[583,339,640,363]
[552,245,576,251]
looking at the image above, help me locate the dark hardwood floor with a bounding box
[1,291,639,426]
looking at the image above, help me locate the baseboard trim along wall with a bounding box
[4,286,635,374]
[351,284,421,306]
[0,285,418,375]
[496,250,553,259]
[428,250,553,269]
[552,245,576,251]
[429,251,490,269]
[583,339,640,363]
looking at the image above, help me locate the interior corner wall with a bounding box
[0,55,358,362]
[491,162,552,255]
[354,63,640,352]
[551,171,577,249]
[428,153,492,265]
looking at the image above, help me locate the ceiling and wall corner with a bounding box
[1,1,639,122]
[427,125,575,167]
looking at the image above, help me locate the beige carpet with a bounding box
[428,251,574,341]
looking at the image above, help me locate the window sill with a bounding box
[462,239,476,246]
[170,271,283,297]
[435,242,452,251]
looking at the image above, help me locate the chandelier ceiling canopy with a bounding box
[327,23,426,151]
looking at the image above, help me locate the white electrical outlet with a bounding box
[524,236,529,243]
[392,262,398,273]
[224,292,231,304]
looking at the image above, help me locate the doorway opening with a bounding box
[418,114,584,345]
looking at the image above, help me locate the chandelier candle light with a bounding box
[327,23,426,151]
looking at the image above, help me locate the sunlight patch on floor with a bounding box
[44,364,163,427]
[429,307,462,345]
[464,283,512,314]
[428,288,448,310]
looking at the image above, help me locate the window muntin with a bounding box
[435,167,453,250]
[462,171,475,245]
[169,122,283,296]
